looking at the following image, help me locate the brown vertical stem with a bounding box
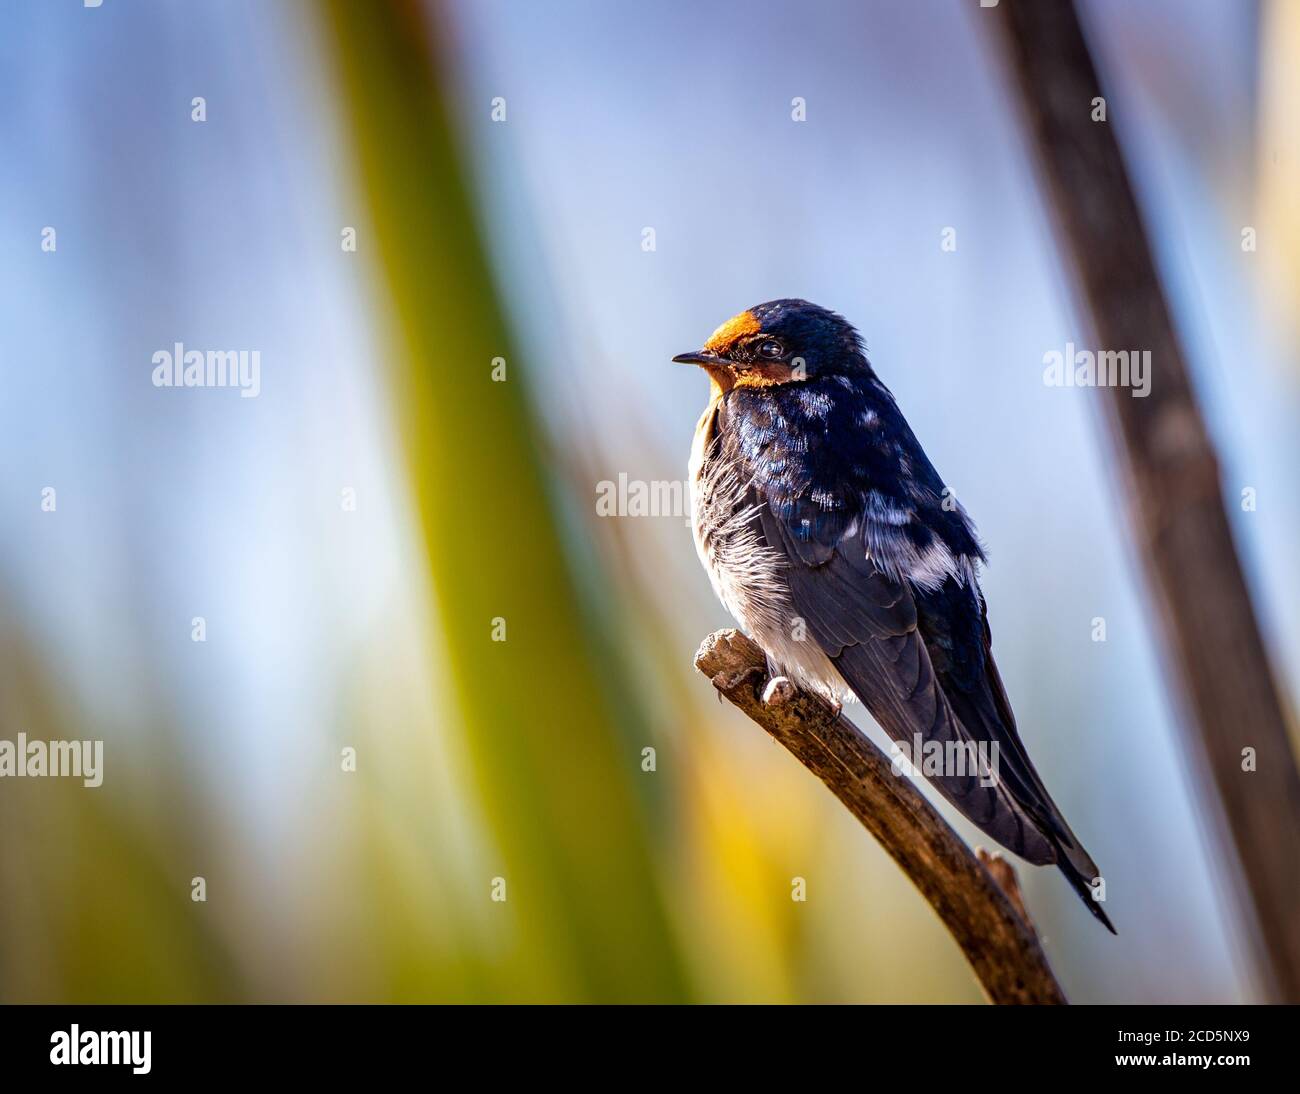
[985,0,1300,1001]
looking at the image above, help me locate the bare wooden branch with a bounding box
[695,629,1067,1005]
[978,848,1032,927]
[985,0,1300,1003]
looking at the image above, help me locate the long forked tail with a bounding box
[1049,830,1116,934]
[830,636,1118,932]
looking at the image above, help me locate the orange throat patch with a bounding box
[704,363,792,394]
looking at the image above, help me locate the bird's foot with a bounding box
[711,664,765,695]
[762,676,795,706]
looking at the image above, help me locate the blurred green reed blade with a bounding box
[319,0,690,1001]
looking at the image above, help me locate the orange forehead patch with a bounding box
[703,310,761,353]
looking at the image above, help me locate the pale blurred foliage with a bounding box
[1258,0,1300,348]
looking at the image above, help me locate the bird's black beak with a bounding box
[672,349,721,366]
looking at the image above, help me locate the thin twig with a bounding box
[695,629,1067,1005]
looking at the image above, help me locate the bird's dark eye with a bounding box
[758,339,784,359]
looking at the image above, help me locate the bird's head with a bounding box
[672,299,866,391]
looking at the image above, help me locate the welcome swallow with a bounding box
[674,299,1114,932]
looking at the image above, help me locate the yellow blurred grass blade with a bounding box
[0,628,242,1003]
